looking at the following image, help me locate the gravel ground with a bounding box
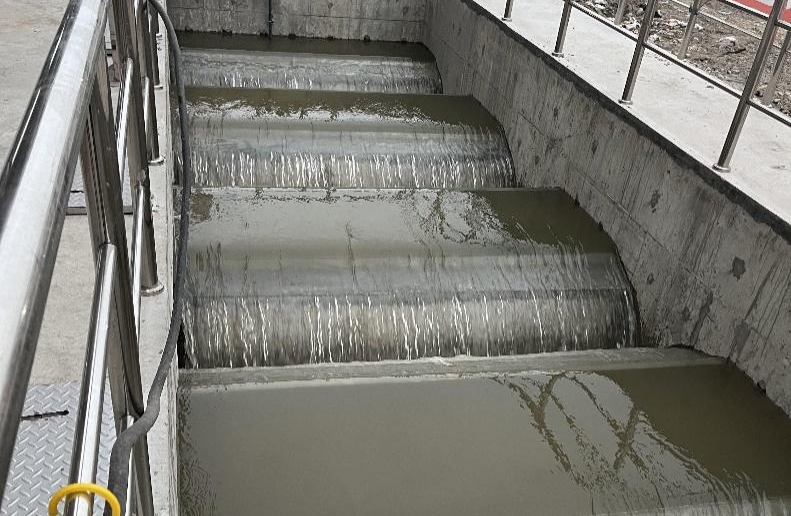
[584,0,791,115]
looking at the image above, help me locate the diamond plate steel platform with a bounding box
[1,383,115,516]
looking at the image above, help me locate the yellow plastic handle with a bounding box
[48,483,121,516]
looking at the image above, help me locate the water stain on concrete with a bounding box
[649,190,662,212]
[730,257,746,280]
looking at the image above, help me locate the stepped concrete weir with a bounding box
[162,7,791,516]
[180,33,442,93]
[2,0,789,514]
[187,87,515,189]
[183,188,637,368]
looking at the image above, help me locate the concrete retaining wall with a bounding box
[423,0,791,414]
[168,0,425,41]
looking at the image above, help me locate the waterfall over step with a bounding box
[187,87,515,189]
[183,189,637,368]
[180,33,442,93]
[174,30,789,516]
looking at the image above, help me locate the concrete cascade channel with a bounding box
[176,33,791,516]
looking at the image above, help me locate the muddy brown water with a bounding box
[178,361,791,516]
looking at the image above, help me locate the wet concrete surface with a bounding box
[179,357,791,516]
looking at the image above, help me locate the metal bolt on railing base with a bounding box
[149,156,164,165]
[142,282,164,297]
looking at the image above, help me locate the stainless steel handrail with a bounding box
[0,0,110,498]
[536,0,791,170]
[0,0,165,511]
[550,0,791,128]
[64,244,116,516]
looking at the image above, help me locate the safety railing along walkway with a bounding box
[501,0,791,170]
[0,0,166,514]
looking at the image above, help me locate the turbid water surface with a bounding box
[179,360,791,516]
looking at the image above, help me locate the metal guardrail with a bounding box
[0,0,164,513]
[502,0,790,170]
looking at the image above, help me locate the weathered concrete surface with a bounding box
[0,0,69,165]
[423,0,791,414]
[168,0,425,41]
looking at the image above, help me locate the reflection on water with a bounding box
[179,363,791,516]
[496,371,789,516]
[183,189,638,368]
[186,88,515,189]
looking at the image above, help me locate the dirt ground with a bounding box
[583,0,791,115]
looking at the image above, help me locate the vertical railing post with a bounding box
[502,0,515,21]
[80,31,156,516]
[620,0,660,103]
[762,30,790,105]
[134,0,162,164]
[715,0,785,170]
[81,43,143,441]
[148,3,162,89]
[677,0,703,58]
[63,245,116,516]
[613,0,628,24]
[554,0,573,57]
[112,0,161,294]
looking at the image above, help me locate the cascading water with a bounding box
[182,189,637,368]
[183,50,443,93]
[179,32,442,95]
[175,31,791,516]
[179,34,638,369]
[186,88,515,189]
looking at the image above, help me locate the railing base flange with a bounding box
[502,16,512,21]
[142,282,165,296]
[712,163,731,173]
[552,51,564,57]
[618,98,633,105]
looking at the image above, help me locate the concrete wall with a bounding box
[423,0,791,415]
[168,0,425,41]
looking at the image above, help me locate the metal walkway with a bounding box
[0,384,114,516]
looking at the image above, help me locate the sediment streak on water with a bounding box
[183,189,638,368]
